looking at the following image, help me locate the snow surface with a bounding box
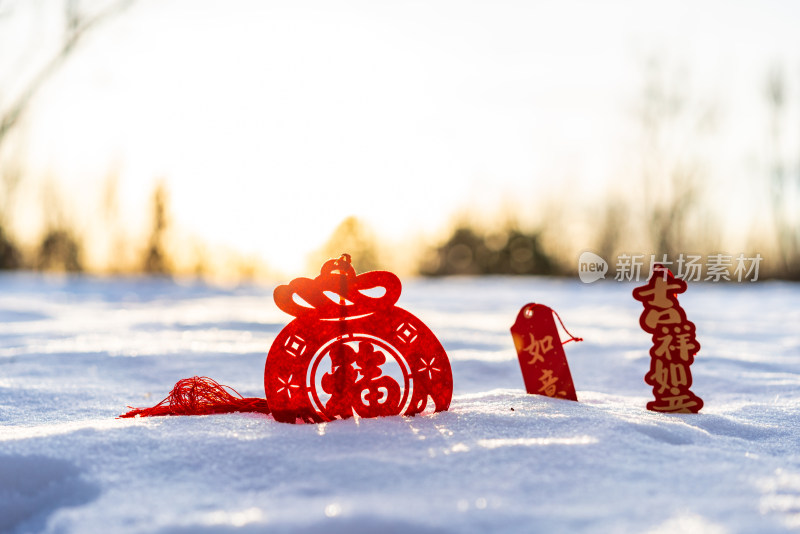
[1,272,799,533]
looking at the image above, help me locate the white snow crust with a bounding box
[1,273,798,533]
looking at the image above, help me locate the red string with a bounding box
[550,308,583,345]
[119,376,270,418]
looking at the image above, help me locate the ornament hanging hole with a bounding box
[359,286,387,299]
[292,294,314,309]
[323,291,353,305]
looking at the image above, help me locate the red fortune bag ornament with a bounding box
[266,254,452,423]
[121,255,453,424]
[510,303,582,401]
[633,264,703,413]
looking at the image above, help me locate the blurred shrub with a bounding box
[142,182,171,275]
[309,216,381,273]
[419,225,558,276]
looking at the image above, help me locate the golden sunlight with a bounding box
[2,0,799,279]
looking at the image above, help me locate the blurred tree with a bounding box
[142,181,171,275]
[36,180,84,272]
[99,170,131,273]
[310,216,381,273]
[635,58,716,259]
[0,156,22,268]
[0,0,135,270]
[0,0,135,149]
[764,65,800,279]
[36,229,82,272]
[593,201,627,268]
[0,224,22,269]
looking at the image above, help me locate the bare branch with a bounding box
[0,0,135,147]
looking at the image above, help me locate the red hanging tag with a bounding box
[265,254,453,423]
[510,303,581,401]
[633,264,703,413]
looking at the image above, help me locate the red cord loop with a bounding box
[550,308,583,345]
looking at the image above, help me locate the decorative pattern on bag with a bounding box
[265,254,453,423]
[510,303,581,401]
[633,264,703,413]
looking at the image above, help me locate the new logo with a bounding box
[578,252,608,283]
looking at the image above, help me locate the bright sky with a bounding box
[4,0,800,275]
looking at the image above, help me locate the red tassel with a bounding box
[119,376,270,418]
